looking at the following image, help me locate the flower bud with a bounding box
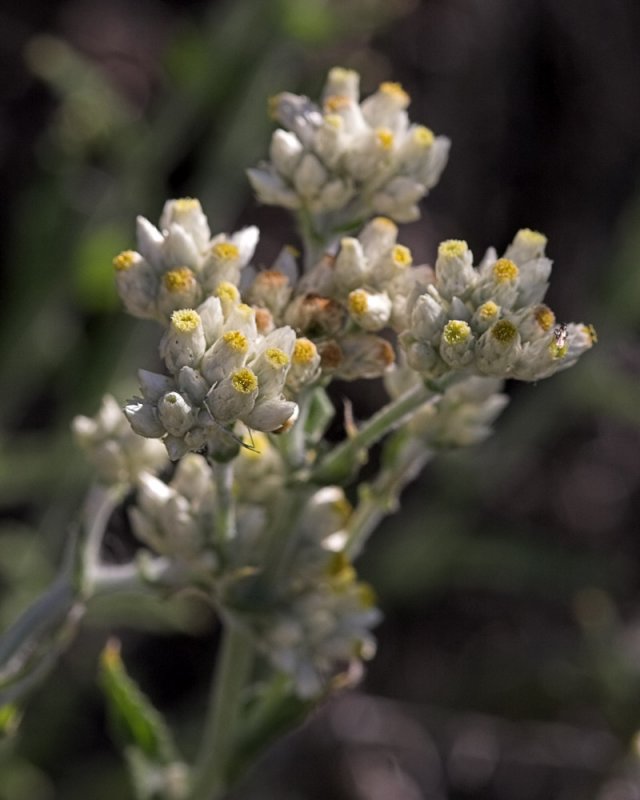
[270,129,304,177]
[435,240,476,300]
[113,250,158,320]
[201,329,250,384]
[440,320,475,368]
[161,309,207,373]
[476,319,522,376]
[157,391,196,437]
[159,197,211,252]
[207,367,259,424]
[347,289,392,331]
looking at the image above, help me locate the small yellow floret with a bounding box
[517,228,547,248]
[171,309,201,333]
[392,244,412,267]
[266,347,289,367]
[478,301,499,320]
[215,282,240,303]
[324,113,343,130]
[414,125,434,147]
[212,242,240,261]
[357,582,377,608]
[173,198,200,213]
[348,290,369,316]
[231,368,258,394]
[443,320,471,345]
[324,94,351,113]
[293,338,317,365]
[371,216,397,231]
[492,258,519,283]
[491,319,518,343]
[113,250,137,271]
[379,81,410,106]
[439,240,468,259]
[376,128,395,150]
[534,305,556,331]
[584,323,598,344]
[163,267,194,293]
[222,330,249,353]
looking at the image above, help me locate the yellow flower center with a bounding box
[518,228,547,248]
[163,267,195,293]
[492,258,519,283]
[113,250,137,271]
[265,347,289,367]
[348,290,368,316]
[392,244,412,267]
[379,81,410,106]
[375,128,394,150]
[215,282,240,303]
[443,320,471,345]
[171,309,201,333]
[478,301,499,320]
[212,242,240,261]
[222,330,249,353]
[491,319,518,343]
[534,305,555,331]
[439,239,467,259]
[414,125,434,147]
[292,338,317,365]
[173,197,200,213]
[231,368,258,394]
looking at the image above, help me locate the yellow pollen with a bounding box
[266,347,289,367]
[324,94,351,113]
[348,290,369,316]
[443,320,471,345]
[414,125,434,147]
[324,113,343,129]
[371,216,397,231]
[173,198,200,213]
[215,282,240,303]
[439,239,468,259]
[518,228,547,248]
[478,301,499,320]
[379,81,410,106]
[584,323,598,344]
[534,305,556,331]
[171,309,201,333]
[163,267,194,293]
[222,330,249,352]
[376,128,395,150]
[231,368,258,394]
[492,258,519,283]
[293,338,317,364]
[491,319,518,343]
[113,250,137,271]
[212,241,240,261]
[392,244,412,267]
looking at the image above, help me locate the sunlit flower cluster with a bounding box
[400,229,596,382]
[248,67,449,228]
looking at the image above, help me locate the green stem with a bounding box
[190,620,255,800]
[345,436,433,559]
[211,460,236,549]
[309,382,435,485]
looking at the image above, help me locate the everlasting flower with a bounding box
[248,67,450,234]
[402,230,595,382]
[113,198,259,324]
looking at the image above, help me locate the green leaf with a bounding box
[99,639,177,766]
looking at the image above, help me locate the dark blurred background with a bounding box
[2,1,640,798]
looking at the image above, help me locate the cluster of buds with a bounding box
[72,394,168,484]
[400,230,596,382]
[247,215,427,380]
[113,197,258,324]
[248,67,450,228]
[250,487,379,698]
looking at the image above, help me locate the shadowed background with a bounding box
[1,1,640,798]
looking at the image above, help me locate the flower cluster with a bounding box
[113,197,258,324]
[72,393,168,484]
[400,230,596,382]
[248,67,449,228]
